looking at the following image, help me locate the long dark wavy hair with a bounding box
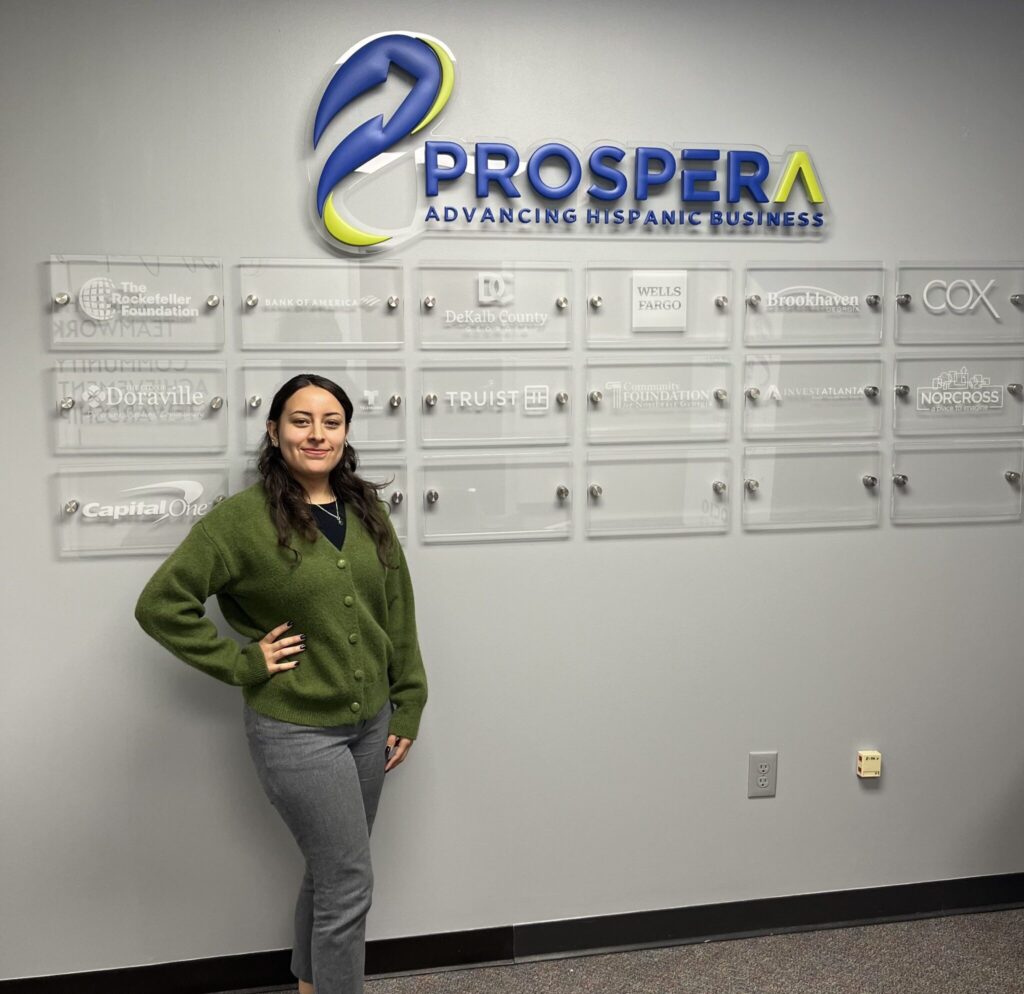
[256,374,396,567]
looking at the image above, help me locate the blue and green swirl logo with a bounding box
[312,32,455,250]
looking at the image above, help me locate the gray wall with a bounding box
[2,0,1023,980]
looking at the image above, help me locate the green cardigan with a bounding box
[135,483,427,740]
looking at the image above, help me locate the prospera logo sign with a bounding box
[311,32,455,250]
[78,278,198,322]
[309,32,826,253]
[763,285,860,314]
[82,480,212,522]
[917,367,1004,413]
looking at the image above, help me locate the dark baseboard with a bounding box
[366,924,514,976]
[0,950,297,994]
[4,873,1023,993]
[513,872,1024,960]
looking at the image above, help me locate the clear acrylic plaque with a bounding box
[53,359,227,454]
[239,260,403,349]
[743,355,884,439]
[893,356,1024,435]
[743,263,885,346]
[585,450,731,537]
[895,264,1024,344]
[55,464,229,557]
[241,362,405,453]
[49,255,224,351]
[420,455,572,543]
[586,357,731,443]
[416,263,571,349]
[891,441,1024,524]
[742,444,882,529]
[419,362,571,447]
[585,264,733,348]
[359,461,408,541]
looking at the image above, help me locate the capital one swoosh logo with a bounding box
[81,480,209,523]
[312,32,455,250]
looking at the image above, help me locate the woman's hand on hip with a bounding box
[385,735,413,772]
[259,622,305,676]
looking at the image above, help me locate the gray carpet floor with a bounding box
[235,908,1024,994]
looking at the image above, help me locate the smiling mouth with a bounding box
[301,448,330,456]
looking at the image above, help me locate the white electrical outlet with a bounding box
[748,751,778,798]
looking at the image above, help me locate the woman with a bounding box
[135,373,427,994]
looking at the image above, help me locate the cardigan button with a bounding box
[344,595,354,607]
[348,633,359,645]
[353,669,364,680]
[350,701,361,713]
[337,559,347,569]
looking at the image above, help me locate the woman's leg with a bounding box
[245,704,389,994]
[291,704,389,989]
[293,867,315,986]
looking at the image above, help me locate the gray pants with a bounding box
[244,701,390,994]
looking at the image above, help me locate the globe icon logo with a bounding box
[78,277,117,321]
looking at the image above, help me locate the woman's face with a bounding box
[268,385,348,487]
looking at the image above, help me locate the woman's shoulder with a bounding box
[199,482,269,534]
